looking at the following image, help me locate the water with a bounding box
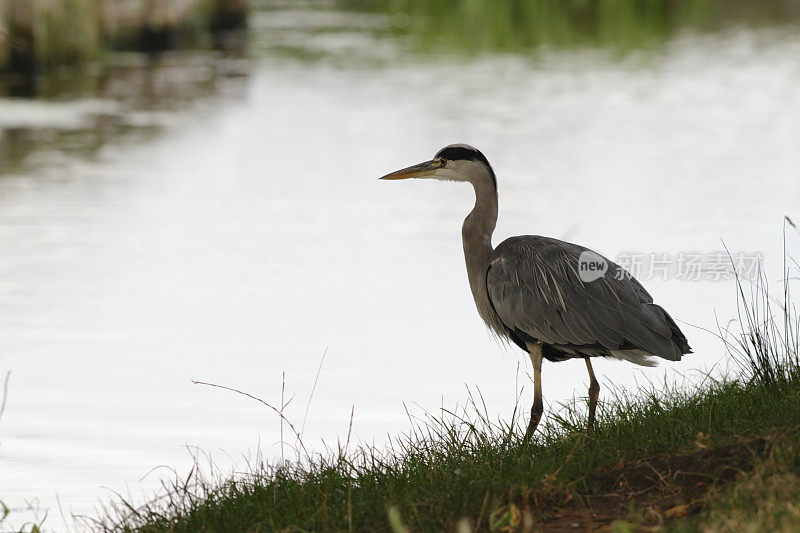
[2,3,800,529]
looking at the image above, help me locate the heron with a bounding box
[380,144,691,440]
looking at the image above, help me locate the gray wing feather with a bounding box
[486,236,691,361]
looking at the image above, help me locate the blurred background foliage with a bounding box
[369,0,800,54]
[3,0,800,78]
[0,0,247,75]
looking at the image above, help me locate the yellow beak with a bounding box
[379,160,438,180]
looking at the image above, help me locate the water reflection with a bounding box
[0,52,249,174]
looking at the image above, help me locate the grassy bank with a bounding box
[89,378,800,531]
[74,232,799,532]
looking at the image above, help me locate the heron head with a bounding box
[379,144,496,189]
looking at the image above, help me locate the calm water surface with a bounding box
[1,4,800,529]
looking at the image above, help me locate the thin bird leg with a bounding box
[585,357,600,430]
[524,343,544,441]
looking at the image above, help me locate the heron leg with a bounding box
[524,343,544,441]
[585,358,600,430]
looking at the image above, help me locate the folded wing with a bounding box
[486,236,691,363]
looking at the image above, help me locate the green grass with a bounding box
[78,229,800,532]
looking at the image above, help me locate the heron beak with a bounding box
[379,160,438,180]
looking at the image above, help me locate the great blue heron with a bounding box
[380,144,691,439]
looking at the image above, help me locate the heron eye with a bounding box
[439,158,447,167]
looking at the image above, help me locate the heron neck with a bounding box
[462,178,498,308]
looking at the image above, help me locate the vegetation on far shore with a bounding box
[376,0,800,56]
[0,0,247,79]
[6,0,800,81]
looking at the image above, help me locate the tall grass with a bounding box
[720,223,800,387]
